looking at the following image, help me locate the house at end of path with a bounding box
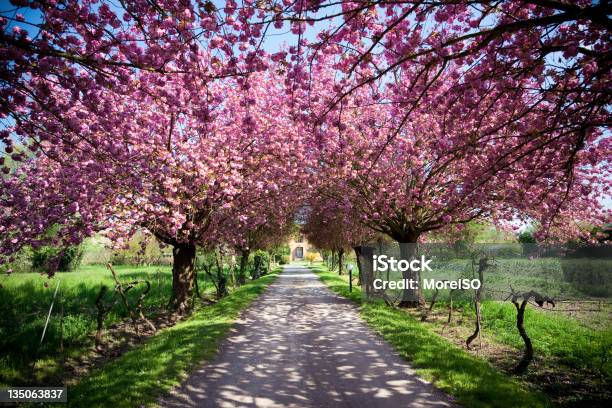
[288,232,322,262]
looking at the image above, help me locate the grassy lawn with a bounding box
[362,255,612,380]
[68,270,279,407]
[458,300,612,378]
[310,264,551,408]
[0,264,213,386]
[416,257,611,380]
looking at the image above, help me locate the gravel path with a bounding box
[159,265,458,407]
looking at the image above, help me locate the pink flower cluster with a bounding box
[0,0,609,270]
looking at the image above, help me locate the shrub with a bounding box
[0,247,32,274]
[518,231,536,244]
[275,245,290,256]
[279,255,290,265]
[305,251,319,264]
[518,230,539,257]
[250,250,270,278]
[31,245,84,273]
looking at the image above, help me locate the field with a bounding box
[419,258,612,379]
[0,264,213,386]
[414,298,612,404]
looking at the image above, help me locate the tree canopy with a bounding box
[1,0,609,310]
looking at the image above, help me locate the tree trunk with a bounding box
[397,240,425,308]
[194,269,201,298]
[238,249,249,285]
[353,247,363,285]
[253,255,263,279]
[95,285,115,346]
[215,252,228,299]
[466,258,488,349]
[421,287,439,322]
[267,250,272,272]
[330,250,337,271]
[338,248,344,275]
[170,243,196,314]
[513,299,533,374]
[354,246,374,296]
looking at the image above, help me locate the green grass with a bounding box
[417,257,612,378]
[310,264,551,408]
[0,264,213,385]
[467,301,612,377]
[67,270,278,407]
[368,255,612,379]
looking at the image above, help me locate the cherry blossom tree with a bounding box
[4,1,608,160]
[225,198,300,284]
[250,1,612,211]
[255,1,610,139]
[306,55,610,305]
[0,68,307,312]
[2,0,609,313]
[1,0,272,156]
[303,197,378,275]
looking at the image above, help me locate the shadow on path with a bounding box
[159,266,458,407]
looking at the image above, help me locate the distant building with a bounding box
[288,233,318,261]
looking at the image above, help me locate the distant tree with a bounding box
[518,230,537,244]
[303,198,377,276]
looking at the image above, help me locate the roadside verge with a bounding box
[68,271,280,408]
